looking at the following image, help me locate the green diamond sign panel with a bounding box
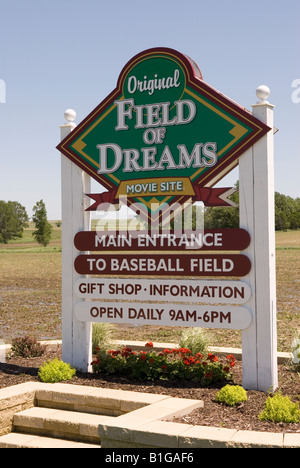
[57,47,271,218]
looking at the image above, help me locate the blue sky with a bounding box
[0,0,299,220]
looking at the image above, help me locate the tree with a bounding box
[203,186,300,231]
[204,181,239,229]
[0,200,29,243]
[275,192,300,231]
[32,200,52,247]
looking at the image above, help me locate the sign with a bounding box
[74,253,251,277]
[57,47,270,222]
[75,301,252,330]
[74,278,252,304]
[58,47,277,392]
[74,228,251,251]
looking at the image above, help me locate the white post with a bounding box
[240,86,278,391]
[60,109,92,372]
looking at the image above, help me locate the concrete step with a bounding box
[0,432,99,448]
[11,406,109,445]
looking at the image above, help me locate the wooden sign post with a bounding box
[58,50,277,391]
[60,110,92,372]
[239,87,278,391]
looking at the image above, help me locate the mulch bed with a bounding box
[0,347,299,434]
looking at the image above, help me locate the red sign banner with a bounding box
[85,186,237,211]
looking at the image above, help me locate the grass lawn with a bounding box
[0,226,299,352]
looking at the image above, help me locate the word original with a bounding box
[126,69,181,97]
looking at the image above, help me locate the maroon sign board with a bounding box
[74,253,251,277]
[74,228,250,252]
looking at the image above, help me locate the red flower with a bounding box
[161,365,167,370]
[140,354,146,360]
[179,347,192,354]
[207,353,218,362]
[91,360,99,366]
[226,354,236,362]
[145,342,153,348]
[204,372,213,379]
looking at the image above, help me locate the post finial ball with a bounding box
[64,109,76,123]
[256,85,270,103]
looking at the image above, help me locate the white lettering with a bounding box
[156,146,177,170]
[177,143,218,169]
[114,98,195,131]
[97,143,123,174]
[123,148,142,172]
[176,99,196,125]
[115,98,134,130]
[127,69,181,97]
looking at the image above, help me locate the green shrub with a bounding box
[11,336,46,358]
[179,328,209,356]
[38,358,76,383]
[215,384,248,406]
[92,322,113,354]
[259,393,300,423]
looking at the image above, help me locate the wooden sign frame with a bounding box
[58,54,277,392]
